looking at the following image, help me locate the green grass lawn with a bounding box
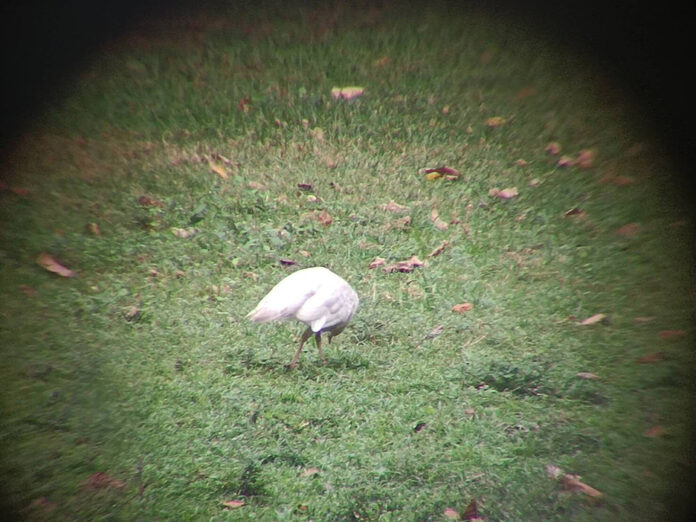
[1,2,693,520]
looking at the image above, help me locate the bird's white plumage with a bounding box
[247,267,359,336]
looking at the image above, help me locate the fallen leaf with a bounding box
[302,467,321,477]
[575,372,599,380]
[85,222,101,236]
[579,313,606,325]
[514,158,528,167]
[462,498,483,521]
[123,306,140,322]
[208,159,228,179]
[19,284,37,297]
[658,330,685,340]
[244,271,259,281]
[171,227,200,239]
[391,215,412,230]
[452,303,474,314]
[223,499,246,508]
[299,250,311,257]
[315,210,333,226]
[373,56,390,67]
[430,209,449,230]
[138,195,164,207]
[331,86,364,100]
[306,194,319,203]
[560,474,603,498]
[616,223,640,236]
[564,208,586,217]
[368,257,386,269]
[297,182,313,191]
[238,97,251,112]
[84,472,126,490]
[379,200,409,212]
[636,352,664,364]
[414,422,427,432]
[575,149,596,169]
[644,425,665,438]
[633,316,655,324]
[427,240,449,258]
[279,259,298,266]
[37,253,75,277]
[443,507,460,519]
[247,181,266,190]
[464,408,476,417]
[489,187,518,199]
[422,166,460,181]
[425,325,445,339]
[557,155,574,167]
[485,116,506,127]
[545,142,561,155]
[383,255,427,273]
[516,86,537,99]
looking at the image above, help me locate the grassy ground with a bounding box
[1,2,693,520]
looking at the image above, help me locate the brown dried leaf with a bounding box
[636,352,664,364]
[138,195,164,207]
[383,255,427,273]
[380,200,409,213]
[223,499,246,508]
[485,116,506,127]
[658,329,685,340]
[315,210,333,226]
[368,257,386,269]
[575,149,596,169]
[373,56,390,67]
[84,472,126,490]
[247,181,266,190]
[516,86,537,99]
[238,97,251,112]
[37,253,75,277]
[644,425,665,438]
[430,209,449,230]
[391,215,412,230]
[616,223,640,236]
[443,507,460,519]
[579,313,606,325]
[85,222,101,236]
[302,467,321,477]
[462,498,483,521]
[19,284,37,297]
[560,474,603,498]
[545,142,561,155]
[452,303,474,314]
[427,240,449,258]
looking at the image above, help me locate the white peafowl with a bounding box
[246,267,359,368]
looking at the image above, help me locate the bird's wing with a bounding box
[247,278,318,323]
[296,282,356,332]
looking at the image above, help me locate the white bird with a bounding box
[246,267,359,368]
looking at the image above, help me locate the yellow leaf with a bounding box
[208,159,228,179]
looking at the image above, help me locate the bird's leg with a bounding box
[287,326,313,369]
[314,333,326,365]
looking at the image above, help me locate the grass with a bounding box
[1,1,694,520]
